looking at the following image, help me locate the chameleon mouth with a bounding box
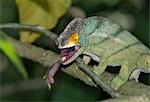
[60,45,80,65]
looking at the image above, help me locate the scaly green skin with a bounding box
[58,16,150,90]
[83,17,150,90]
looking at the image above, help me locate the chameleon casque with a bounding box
[45,16,150,90]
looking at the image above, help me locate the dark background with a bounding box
[0,0,149,101]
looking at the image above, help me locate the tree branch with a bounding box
[4,34,150,98]
[76,57,122,97]
[0,23,58,51]
[63,59,150,98]
[0,23,58,39]
[0,78,47,97]
[5,34,60,67]
[1,24,150,99]
[101,96,149,102]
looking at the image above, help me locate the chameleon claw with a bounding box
[43,74,55,90]
[43,75,47,80]
[47,75,54,90]
[48,83,51,90]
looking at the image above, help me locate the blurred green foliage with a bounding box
[0,0,149,101]
[16,0,72,43]
[0,31,28,79]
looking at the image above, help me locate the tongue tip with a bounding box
[61,56,67,62]
[60,45,80,63]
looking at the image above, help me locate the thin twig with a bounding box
[0,23,58,39]
[0,23,58,51]
[76,57,122,97]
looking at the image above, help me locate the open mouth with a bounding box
[60,45,80,63]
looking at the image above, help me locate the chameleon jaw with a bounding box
[60,45,81,65]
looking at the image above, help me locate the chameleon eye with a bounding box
[69,33,79,44]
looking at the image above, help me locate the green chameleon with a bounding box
[45,16,150,90]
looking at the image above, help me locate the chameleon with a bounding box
[44,16,150,90]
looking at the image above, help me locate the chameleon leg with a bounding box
[83,55,91,64]
[129,68,141,82]
[111,60,133,90]
[93,59,108,75]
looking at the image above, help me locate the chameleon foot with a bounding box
[111,75,127,90]
[93,68,103,75]
[43,74,55,89]
[129,68,141,82]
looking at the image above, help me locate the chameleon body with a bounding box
[47,16,150,90]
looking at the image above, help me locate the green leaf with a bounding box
[0,31,28,79]
[16,0,72,43]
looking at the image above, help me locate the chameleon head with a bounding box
[57,18,86,65]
